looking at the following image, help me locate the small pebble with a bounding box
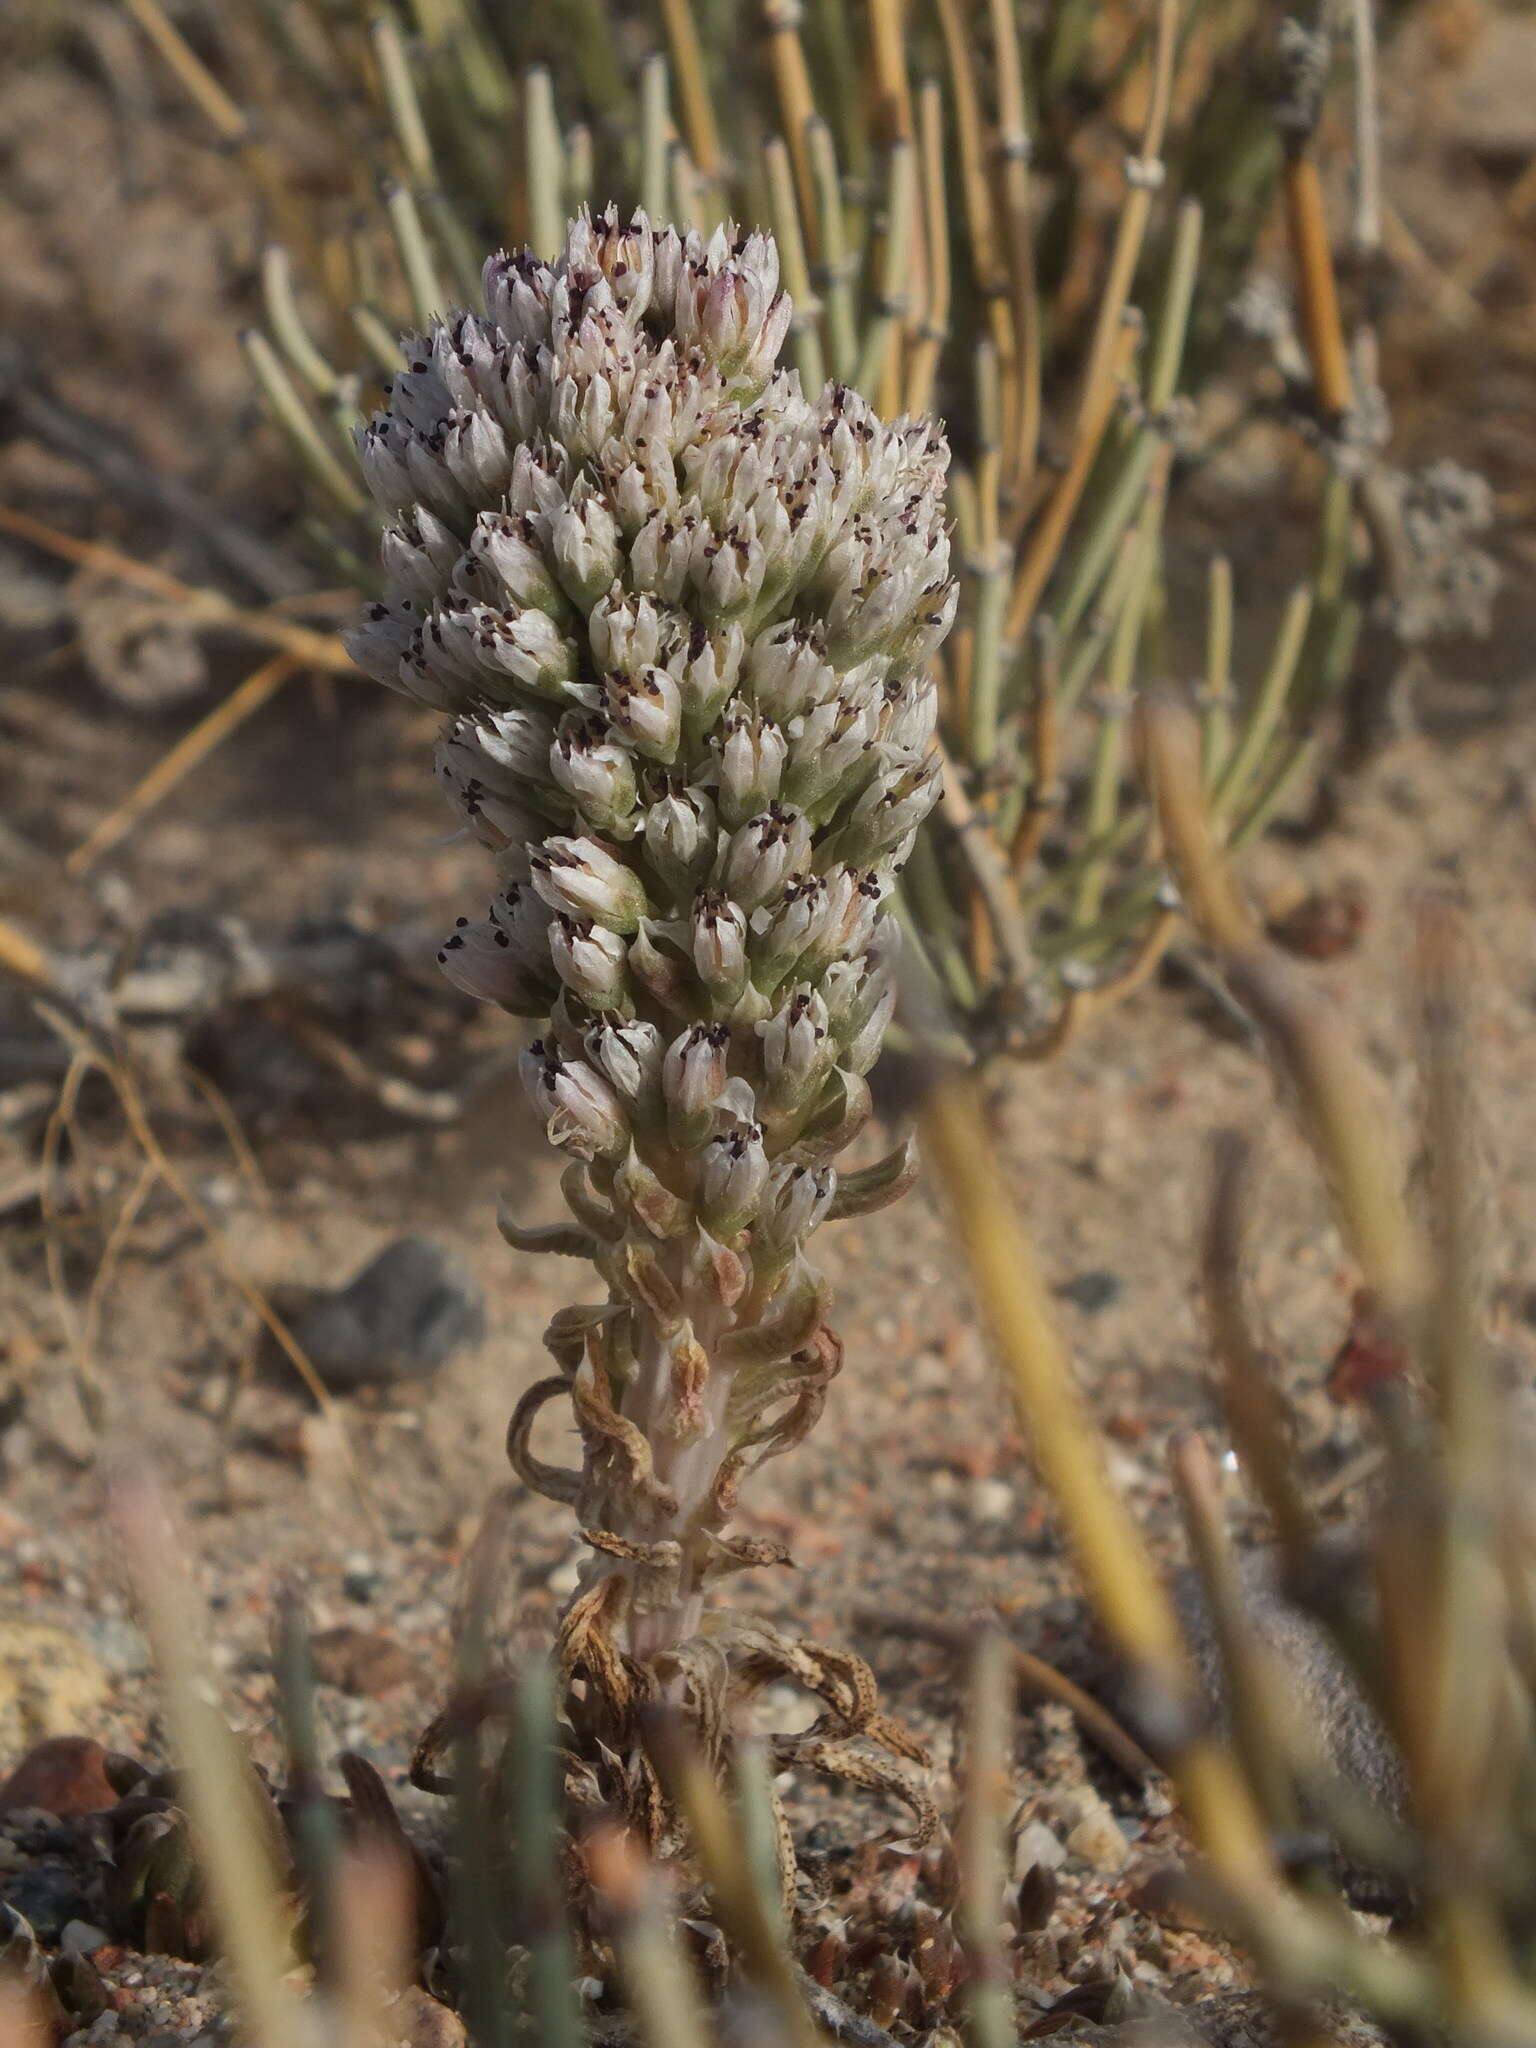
[1058,1269,1123,1315]
[293,1236,485,1390]
[1012,1818,1067,1878]
[60,1919,109,1955]
[969,1477,1015,1525]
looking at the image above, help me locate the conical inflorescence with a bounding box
[346,207,954,1677]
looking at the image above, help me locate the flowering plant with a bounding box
[347,207,952,1846]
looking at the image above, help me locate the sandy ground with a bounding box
[3,4,1536,2037]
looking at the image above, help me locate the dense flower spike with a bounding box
[347,207,954,1667]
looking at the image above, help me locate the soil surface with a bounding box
[3,6,1536,2042]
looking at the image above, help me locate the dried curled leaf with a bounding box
[561,1161,625,1241]
[718,1259,827,1367]
[771,1734,940,1848]
[497,1196,599,1259]
[572,1355,679,1516]
[825,1135,919,1219]
[505,1375,583,1507]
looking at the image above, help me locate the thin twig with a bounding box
[66,653,305,877]
[0,505,354,672]
[863,1609,1158,1781]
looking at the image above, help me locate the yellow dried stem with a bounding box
[932,0,1017,406]
[1004,312,1141,640]
[866,0,914,142]
[986,0,1042,493]
[0,505,354,672]
[763,0,820,258]
[905,79,951,417]
[1142,698,1419,1319]
[764,138,826,392]
[921,1069,1279,1900]
[1282,154,1354,421]
[65,653,305,878]
[124,0,246,140]
[659,0,723,184]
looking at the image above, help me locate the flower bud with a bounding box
[466,512,566,616]
[700,1124,770,1237]
[550,718,639,832]
[484,247,557,349]
[802,868,885,975]
[719,804,812,913]
[630,509,699,602]
[587,208,657,322]
[691,520,767,618]
[746,624,839,721]
[717,708,787,828]
[550,914,631,1009]
[691,890,748,1004]
[477,607,579,700]
[381,509,464,605]
[878,674,938,754]
[343,601,418,691]
[606,665,682,762]
[548,493,622,609]
[821,750,940,864]
[670,619,743,729]
[530,836,649,933]
[589,588,663,673]
[435,728,547,852]
[662,1022,729,1145]
[754,1161,836,1253]
[470,706,561,792]
[752,873,831,990]
[642,782,716,903]
[756,987,833,1110]
[437,889,555,1015]
[782,690,882,812]
[842,981,896,1075]
[443,406,511,498]
[585,1017,665,1115]
[520,1041,629,1160]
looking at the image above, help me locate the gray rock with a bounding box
[79,1617,150,1678]
[3,1863,93,1941]
[1059,1269,1122,1315]
[59,1918,108,1955]
[293,1236,485,1389]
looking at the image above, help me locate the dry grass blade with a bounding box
[919,1066,1278,1898]
[1140,696,1419,1319]
[861,1610,1157,1782]
[112,1467,305,2048]
[0,506,353,673]
[958,1630,1015,2048]
[65,652,305,877]
[643,1713,822,2048]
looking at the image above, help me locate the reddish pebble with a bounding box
[0,1735,118,1815]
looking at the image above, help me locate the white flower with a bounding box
[350,205,954,1300]
[530,836,649,933]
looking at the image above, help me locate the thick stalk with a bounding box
[610,1255,736,1664]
